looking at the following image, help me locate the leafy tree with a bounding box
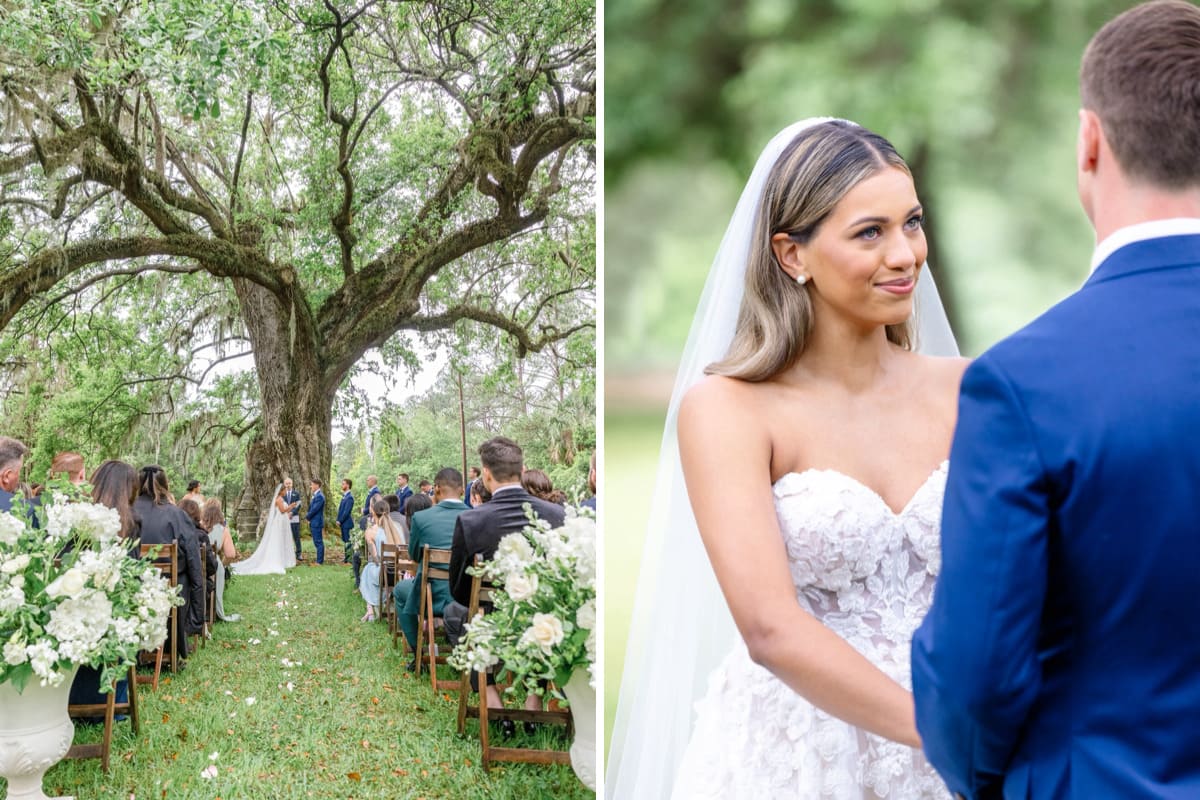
[0,0,595,530]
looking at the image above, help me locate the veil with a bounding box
[604,118,959,798]
[232,483,292,575]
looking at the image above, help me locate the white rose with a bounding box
[0,584,24,612]
[0,513,23,546]
[576,599,595,630]
[522,612,565,655]
[45,568,87,599]
[505,571,538,602]
[3,640,27,666]
[1,555,30,574]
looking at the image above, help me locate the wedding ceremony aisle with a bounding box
[25,554,590,800]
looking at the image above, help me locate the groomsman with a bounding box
[337,478,355,559]
[360,474,380,530]
[306,479,326,565]
[464,466,481,507]
[395,472,413,513]
[283,477,302,560]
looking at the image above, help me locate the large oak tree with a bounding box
[0,0,595,530]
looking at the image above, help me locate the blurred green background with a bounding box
[603,0,1143,763]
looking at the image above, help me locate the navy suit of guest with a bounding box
[283,486,301,559]
[337,488,354,546]
[306,485,326,564]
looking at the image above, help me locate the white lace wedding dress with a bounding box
[670,462,951,800]
[231,486,297,576]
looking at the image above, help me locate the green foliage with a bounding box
[605,0,1137,361]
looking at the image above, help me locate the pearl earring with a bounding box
[796,274,808,285]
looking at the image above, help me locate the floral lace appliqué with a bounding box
[671,462,951,800]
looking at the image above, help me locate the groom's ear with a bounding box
[1077,109,1102,176]
[770,232,806,282]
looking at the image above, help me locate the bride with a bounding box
[606,119,965,798]
[231,483,298,576]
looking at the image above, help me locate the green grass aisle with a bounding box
[24,556,593,800]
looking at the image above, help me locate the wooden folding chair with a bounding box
[66,664,140,773]
[455,556,572,769]
[379,542,399,628]
[385,544,417,645]
[137,542,178,689]
[191,539,213,652]
[413,547,457,692]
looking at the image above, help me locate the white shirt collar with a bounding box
[1090,218,1200,274]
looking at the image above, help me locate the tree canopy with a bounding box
[0,0,596,527]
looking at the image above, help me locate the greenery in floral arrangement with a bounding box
[0,495,183,693]
[449,507,596,701]
[348,525,367,561]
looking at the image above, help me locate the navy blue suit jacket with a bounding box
[306,490,325,533]
[396,485,413,513]
[337,490,354,534]
[361,485,380,517]
[913,234,1200,800]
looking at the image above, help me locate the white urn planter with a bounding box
[0,667,78,800]
[562,668,596,791]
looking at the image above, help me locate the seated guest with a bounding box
[384,493,408,541]
[393,470,466,667]
[581,452,597,511]
[134,466,204,660]
[468,478,491,508]
[418,479,434,498]
[178,498,216,639]
[71,458,141,717]
[447,438,566,720]
[49,451,87,488]
[91,460,140,539]
[520,468,555,502]
[200,499,239,622]
[0,436,28,514]
[359,496,405,622]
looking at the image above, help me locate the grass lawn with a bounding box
[9,545,592,800]
[602,408,666,761]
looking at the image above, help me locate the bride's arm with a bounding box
[678,378,922,748]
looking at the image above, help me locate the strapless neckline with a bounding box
[773,459,949,517]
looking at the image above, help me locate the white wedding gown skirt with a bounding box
[232,503,297,576]
[670,463,952,800]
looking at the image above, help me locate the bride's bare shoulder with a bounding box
[679,374,759,418]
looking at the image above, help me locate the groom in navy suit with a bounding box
[913,3,1200,799]
[306,478,326,565]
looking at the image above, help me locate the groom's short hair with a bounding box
[311,477,323,488]
[1081,0,1200,188]
[479,436,523,482]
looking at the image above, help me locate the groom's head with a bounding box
[1077,1,1200,224]
[310,478,322,492]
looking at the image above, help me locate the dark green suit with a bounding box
[394,499,465,649]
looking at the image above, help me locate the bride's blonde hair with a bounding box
[706,121,914,381]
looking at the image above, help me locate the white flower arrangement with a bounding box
[449,506,597,698]
[0,496,183,693]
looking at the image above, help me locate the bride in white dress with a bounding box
[606,119,966,799]
[231,482,297,576]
